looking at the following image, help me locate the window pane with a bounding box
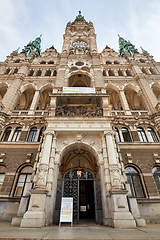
[125,167,145,198]
[12,128,22,142]
[0,174,5,191]
[115,128,121,142]
[147,128,158,143]
[152,167,160,193]
[137,128,147,142]
[2,127,12,141]
[122,128,132,142]
[14,173,32,197]
[27,128,37,142]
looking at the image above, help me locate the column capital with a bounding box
[104,130,114,136]
[44,130,55,137]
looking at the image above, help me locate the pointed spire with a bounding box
[118,34,138,57]
[140,46,150,57]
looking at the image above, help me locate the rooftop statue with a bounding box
[118,34,138,57]
[22,35,42,58]
[76,10,84,20]
[10,47,20,56]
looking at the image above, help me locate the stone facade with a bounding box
[0,13,160,228]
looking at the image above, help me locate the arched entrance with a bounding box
[54,144,103,224]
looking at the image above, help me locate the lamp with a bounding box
[76,153,82,177]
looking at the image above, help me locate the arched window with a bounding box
[0,166,6,192]
[45,70,51,76]
[103,70,106,76]
[40,61,46,64]
[121,127,132,142]
[13,68,18,74]
[14,166,32,197]
[114,128,121,143]
[27,127,37,142]
[108,69,115,76]
[28,70,34,76]
[38,126,46,142]
[15,59,20,63]
[125,166,145,198]
[137,127,147,142]
[114,61,119,64]
[126,69,132,76]
[106,61,112,64]
[141,68,148,74]
[1,127,12,142]
[118,69,123,76]
[53,70,57,76]
[5,68,10,75]
[11,127,22,142]
[147,127,158,142]
[36,70,42,76]
[48,61,54,64]
[152,166,160,193]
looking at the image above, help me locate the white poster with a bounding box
[60,197,73,223]
[63,87,95,94]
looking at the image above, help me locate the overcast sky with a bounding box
[0,0,160,61]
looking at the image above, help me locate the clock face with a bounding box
[72,41,88,48]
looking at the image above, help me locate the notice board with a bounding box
[59,197,73,225]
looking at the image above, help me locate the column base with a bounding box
[11,216,22,226]
[20,211,45,228]
[112,212,136,228]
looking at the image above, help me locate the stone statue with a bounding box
[22,35,42,58]
[118,34,138,57]
[10,47,20,56]
[76,11,84,20]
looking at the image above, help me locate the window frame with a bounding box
[1,127,12,142]
[137,127,148,142]
[121,127,132,142]
[147,127,158,143]
[27,127,37,142]
[125,166,145,198]
[14,173,32,197]
[152,166,160,193]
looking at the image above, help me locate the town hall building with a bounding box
[0,12,160,228]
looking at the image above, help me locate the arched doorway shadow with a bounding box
[53,143,103,225]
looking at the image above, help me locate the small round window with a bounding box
[75,62,84,66]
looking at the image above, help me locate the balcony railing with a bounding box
[111,110,148,117]
[12,110,49,116]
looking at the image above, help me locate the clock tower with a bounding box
[62,11,98,54]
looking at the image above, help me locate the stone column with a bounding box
[132,65,158,113]
[2,75,24,113]
[28,90,40,115]
[102,96,112,117]
[119,90,131,115]
[49,96,57,116]
[104,130,136,228]
[20,130,54,228]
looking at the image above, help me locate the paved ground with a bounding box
[0,221,160,240]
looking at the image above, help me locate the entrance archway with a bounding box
[54,144,103,224]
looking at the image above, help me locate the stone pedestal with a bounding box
[21,190,47,228]
[110,191,136,228]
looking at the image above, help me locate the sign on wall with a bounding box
[59,197,73,226]
[63,87,95,94]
